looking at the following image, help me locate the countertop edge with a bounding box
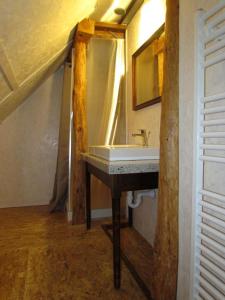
[82,153,159,175]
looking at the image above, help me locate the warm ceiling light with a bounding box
[114,7,126,16]
[101,0,130,22]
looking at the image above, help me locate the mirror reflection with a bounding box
[132,25,165,110]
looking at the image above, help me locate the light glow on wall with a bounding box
[105,40,125,145]
[138,0,166,46]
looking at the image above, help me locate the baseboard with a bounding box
[92,208,112,219]
[67,210,73,222]
[66,208,112,222]
[0,203,48,209]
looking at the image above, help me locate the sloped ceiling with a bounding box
[0,0,132,122]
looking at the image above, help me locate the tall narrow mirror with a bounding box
[132,25,165,110]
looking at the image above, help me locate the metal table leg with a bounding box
[86,165,91,230]
[112,189,121,289]
[128,206,133,227]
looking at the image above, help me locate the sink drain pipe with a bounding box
[127,189,156,208]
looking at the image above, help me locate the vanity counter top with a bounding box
[82,153,159,175]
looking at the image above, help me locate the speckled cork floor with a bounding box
[0,206,146,300]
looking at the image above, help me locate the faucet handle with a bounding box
[147,131,151,145]
[138,129,146,133]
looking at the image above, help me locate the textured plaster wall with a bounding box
[126,0,166,245]
[178,0,220,299]
[0,0,133,122]
[0,67,63,208]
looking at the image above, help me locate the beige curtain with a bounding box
[49,63,71,211]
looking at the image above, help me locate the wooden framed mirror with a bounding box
[132,24,165,110]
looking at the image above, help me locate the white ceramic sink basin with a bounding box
[89,145,159,161]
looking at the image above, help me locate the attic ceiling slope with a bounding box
[0,0,133,122]
[0,47,69,122]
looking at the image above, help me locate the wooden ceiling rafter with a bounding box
[75,18,127,41]
[75,18,95,43]
[119,0,144,25]
[94,21,126,40]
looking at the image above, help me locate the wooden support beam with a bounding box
[94,30,125,40]
[72,19,94,224]
[152,0,179,299]
[94,22,126,39]
[95,22,126,32]
[71,18,126,224]
[76,19,95,41]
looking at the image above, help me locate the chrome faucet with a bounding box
[132,129,150,146]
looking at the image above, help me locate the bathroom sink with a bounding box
[88,145,159,161]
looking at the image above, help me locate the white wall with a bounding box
[178,1,220,299]
[0,67,63,208]
[126,0,166,245]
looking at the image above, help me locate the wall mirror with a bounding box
[132,25,165,110]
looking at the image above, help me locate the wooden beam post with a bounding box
[152,0,179,299]
[72,19,95,224]
[71,19,126,225]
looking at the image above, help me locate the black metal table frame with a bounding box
[85,162,158,289]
